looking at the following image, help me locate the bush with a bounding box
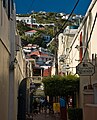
[67,108,83,120]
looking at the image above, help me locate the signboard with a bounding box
[53,103,60,113]
[76,62,95,76]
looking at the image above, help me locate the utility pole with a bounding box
[55,36,58,75]
[54,26,59,75]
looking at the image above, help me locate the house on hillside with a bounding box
[28,49,53,66]
[25,30,37,36]
[16,15,38,28]
[23,44,39,57]
[23,45,54,77]
[41,66,52,77]
[42,34,51,43]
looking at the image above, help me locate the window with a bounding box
[10,0,14,15]
[3,0,14,19]
[27,20,29,22]
[8,0,10,18]
[33,68,41,76]
[3,0,6,8]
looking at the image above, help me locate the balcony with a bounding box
[32,76,42,84]
[63,25,78,35]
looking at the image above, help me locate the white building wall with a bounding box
[68,36,79,74]
[90,2,97,56]
[16,16,32,24]
[16,16,36,25]
[67,0,97,110]
[79,0,97,108]
[58,33,66,74]
[58,26,78,75]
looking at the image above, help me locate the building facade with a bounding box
[0,1,32,120]
[16,15,37,27]
[65,0,97,120]
[0,0,15,120]
[58,25,78,75]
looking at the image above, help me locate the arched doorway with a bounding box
[17,78,30,120]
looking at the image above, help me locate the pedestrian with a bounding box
[43,98,51,114]
[59,97,67,120]
[33,99,38,114]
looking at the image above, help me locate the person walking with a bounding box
[33,99,38,114]
[59,97,67,120]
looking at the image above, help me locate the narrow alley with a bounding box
[33,113,61,120]
[1,0,97,120]
[26,112,61,120]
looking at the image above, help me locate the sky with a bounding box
[14,0,91,15]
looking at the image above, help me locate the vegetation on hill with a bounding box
[17,21,32,35]
[16,12,83,52]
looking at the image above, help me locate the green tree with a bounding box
[43,75,79,107]
[16,21,32,35]
[43,75,79,96]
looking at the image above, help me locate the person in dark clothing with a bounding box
[33,99,38,114]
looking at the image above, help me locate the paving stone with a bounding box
[33,113,61,120]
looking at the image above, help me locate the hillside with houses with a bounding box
[2,0,97,120]
[16,11,83,81]
[15,11,84,87]
[16,12,83,50]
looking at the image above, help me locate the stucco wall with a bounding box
[0,2,11,120]
[58,31,78,74]
[0,41,10,120]
[79,0,97,108]
[84,104,97,120]
[0,7,10,51]
[0,1,29,120]
[90,2,97,56]
[14,49,26,120]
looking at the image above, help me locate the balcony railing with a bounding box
[32,76,42,84]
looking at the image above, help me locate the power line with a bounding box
[64,0,97,60]
[66,12,97,62]
[53,0,80,39]
[47,0,80,46]
[53,0,80,75]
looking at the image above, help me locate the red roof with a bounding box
[25,30,37,33]
[43,67,51,77]
[29,50,48,57]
